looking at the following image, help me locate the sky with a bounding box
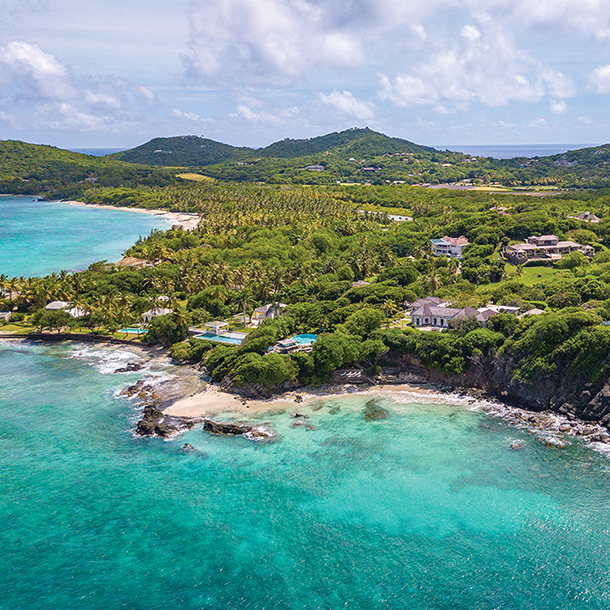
[3,0,610,149]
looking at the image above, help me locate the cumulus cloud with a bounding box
[589,64,610,94]
[231,103,300,126]
[0,40,157,133]
[184,0,362,86]
[550,99,568,114]
[316,90,375,120]
[183,0,583,115]
[378,21,575,111]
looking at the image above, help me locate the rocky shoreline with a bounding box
[127,370,610,453]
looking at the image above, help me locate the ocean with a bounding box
[1,340,609,609]
[435,144,601,159]
[0,196,171,278]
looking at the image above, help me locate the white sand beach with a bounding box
[63,200,200,230]
[164,382,451,418]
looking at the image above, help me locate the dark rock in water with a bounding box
[203,420,253,435]
[509,440,525,450]
[294,395,304,403]
[135,404,196,438]
[203,419,276,440]
[291,412,308,419]
[180,443,208,457]
[114,361,144,374]
[364,399,389,421]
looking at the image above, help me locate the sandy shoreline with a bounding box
[164,382,474,419]
[62,200,200,231]
[162,380,610,452]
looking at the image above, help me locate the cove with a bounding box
[0,195,171,277]
[1,340,610,610]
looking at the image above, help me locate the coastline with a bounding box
[3,335,610,453]
[161,379,610,451]
[61,200,200,231]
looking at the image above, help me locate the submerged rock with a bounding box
[364,399,389,421]
[203,419,276,441]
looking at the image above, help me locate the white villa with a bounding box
[504,235,594,265]
[141,307,172,323]
[430,236,469,259]
[410,297,520,329]
[252,303,286,323]
[45,300,86,318]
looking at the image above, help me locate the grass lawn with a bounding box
[0,323,35,335]
[176,173,215,182]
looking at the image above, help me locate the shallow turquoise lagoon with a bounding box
[1,340,610,609]
[0,195,171,277]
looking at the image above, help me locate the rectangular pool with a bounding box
[193,331,246,345]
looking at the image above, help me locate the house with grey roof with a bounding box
[504,235,594,265]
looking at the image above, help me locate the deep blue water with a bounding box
[1,340,610,609]
[0,195,171,277]
[436,144,602,159]
[69,148,127,157]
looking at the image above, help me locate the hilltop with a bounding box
[109,128,434,167]
[110,135,251,167]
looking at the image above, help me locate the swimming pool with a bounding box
[291,334,318,345]
[193,331,246,345]
[118,328,148,335]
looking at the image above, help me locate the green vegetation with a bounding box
[5,132,610,399]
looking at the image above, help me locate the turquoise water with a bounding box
[118,328,148,335]
[0,195,171,277]
[194,331,245,345]
[292,333,318,345]
[2,339,610,609]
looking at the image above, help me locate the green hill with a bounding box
[110,128,435,167]
[0,140,175,197]
[110,135,251,166]
[258,127,434,158]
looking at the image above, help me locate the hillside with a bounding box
[110,135,251,167]
[0,140,176,197]
[258,127,434,158]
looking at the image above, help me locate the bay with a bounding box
[1,339,609,609]
[0,195,171,278]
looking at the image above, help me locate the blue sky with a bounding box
[3,0,610,149]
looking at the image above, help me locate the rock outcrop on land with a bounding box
[394,353,610,433]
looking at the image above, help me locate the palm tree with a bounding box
[382,299,400,328]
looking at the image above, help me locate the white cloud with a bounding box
[171,108,206,122]
[233,103,300,126]
[550,99,568,114]
[0,40,158,133]
[378,20,574,111]
[185,0,362,86]
[589,64,610,94]
[316,90,375,120]
[461,25,480,41]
